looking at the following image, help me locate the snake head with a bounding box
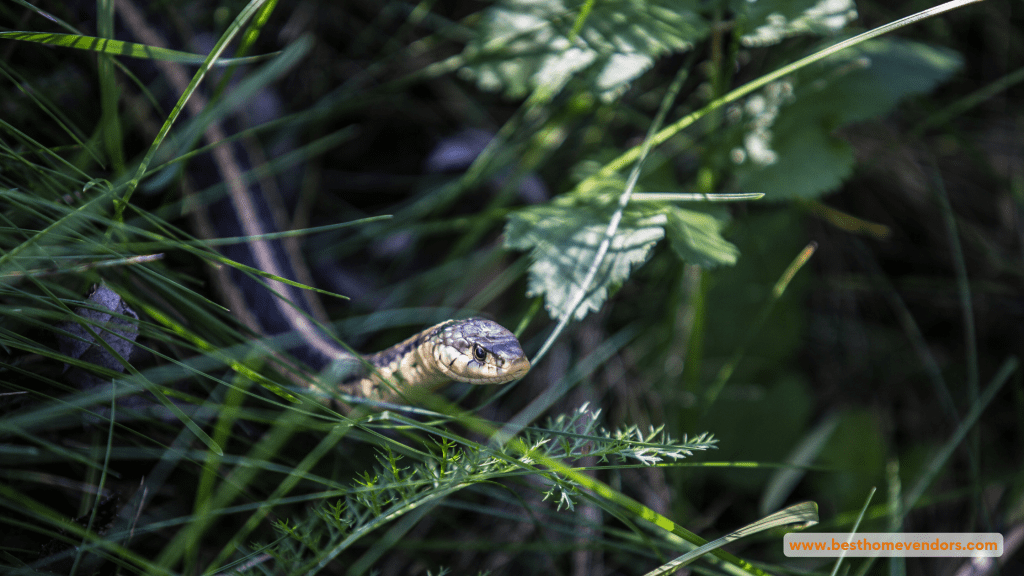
[431,318,530,384]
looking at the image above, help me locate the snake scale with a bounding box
[340,318,531,401]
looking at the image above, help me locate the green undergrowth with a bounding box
[1,0,1020,575]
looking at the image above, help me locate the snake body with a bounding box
[204,162,531,401]
[120,17,533,400]
[220,201,531,401]
[219,199,531,401]
[341,318,531,400]
[184,97,529,401]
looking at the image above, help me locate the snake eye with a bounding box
[473,344,487,362]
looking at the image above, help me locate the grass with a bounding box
[1,0,1022,575]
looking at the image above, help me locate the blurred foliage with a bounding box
[732,38,962,200]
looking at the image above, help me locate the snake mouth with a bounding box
[506,355,531,380]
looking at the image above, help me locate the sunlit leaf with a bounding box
[738,0,858,47]
[664,206,739,268]
[460,0,708,101]
[505,187,739,320]
[504,202,665,321]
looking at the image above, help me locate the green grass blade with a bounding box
[96,0,124,173]
[703,242,818,409]
[0,31,278,66]
[210,0,280,101]
[0,62,103,168]
[903,357,1018,512]
[644,502,819,576]
[829,488,876,576]
[114,0,276,220]
[760,413,841,515]
[631,192,766,202]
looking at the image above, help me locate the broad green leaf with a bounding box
[504,203,665,321]
[460,0,708,102]
[0,31,275,66]
[664,206,739,268]
[732,37,962,200]
[505,183,739,321]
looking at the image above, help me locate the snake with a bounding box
[209,166,531,402]
[205,154,530,401]
[134,57,530,403]
[110,4,531,401]
[339,318,531,401]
